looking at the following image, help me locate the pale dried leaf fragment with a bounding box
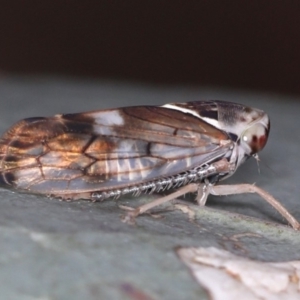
[177,247,300,300]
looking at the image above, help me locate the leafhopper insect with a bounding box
[0,100,298,229]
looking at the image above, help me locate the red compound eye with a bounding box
[258,134,268,150]
[242,120,270,155]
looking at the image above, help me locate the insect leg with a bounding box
[210,184,300,230]
[195,180,211,206]
[122,183,199,224]
[122,158,233,224]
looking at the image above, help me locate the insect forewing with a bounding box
[0,105,232,196]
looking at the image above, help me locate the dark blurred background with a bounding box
[1,1,300,95]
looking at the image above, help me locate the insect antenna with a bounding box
[252,154,277,176]
[253,153,261,174]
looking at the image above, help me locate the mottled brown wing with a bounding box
[0,106,231,196]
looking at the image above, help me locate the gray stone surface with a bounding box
[0,76,300,299]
